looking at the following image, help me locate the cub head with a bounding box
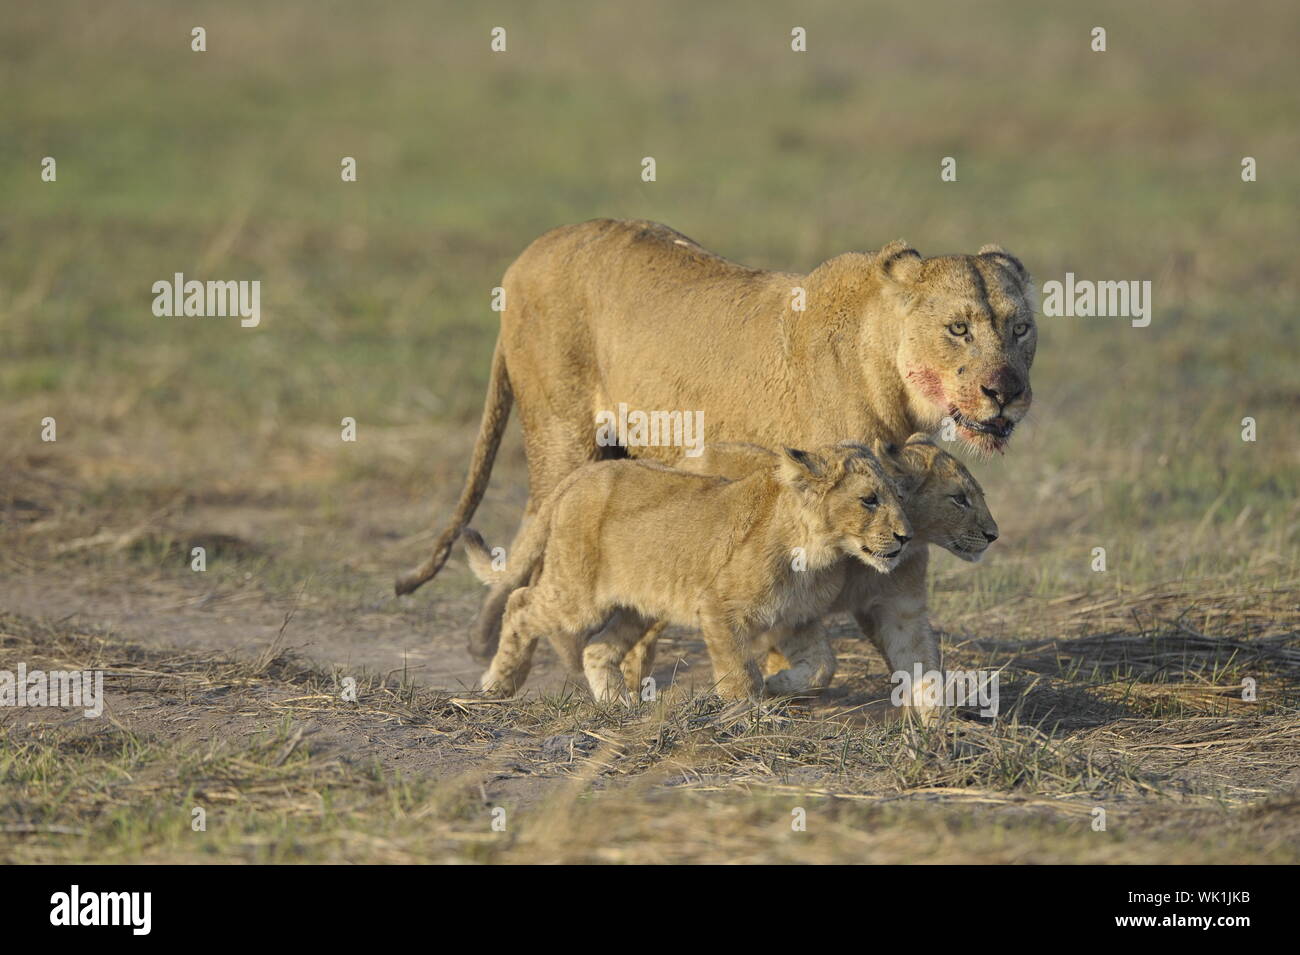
[777,445,913,573]
[874,434,999,562]
[876,241,1036,454]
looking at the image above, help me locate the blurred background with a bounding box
[2,0,1297,650]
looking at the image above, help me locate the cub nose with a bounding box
[983,531,999,543]
[894,532,912,545]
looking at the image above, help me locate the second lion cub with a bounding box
[619,435,1000,701]
[466,445,912,702]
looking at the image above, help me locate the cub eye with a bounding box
[947,321,968,337]
[951,493,970,509]
[1012,322,1030,337]
[860,494,879,510]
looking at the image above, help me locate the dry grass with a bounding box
[3,611,1296,863]
[2,0,1298,863]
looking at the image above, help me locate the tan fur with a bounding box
[465,446,913,702]
[393,219,1033,722]
[621,435,999,701]
[764,435,998,699]
[396,220,1034,622]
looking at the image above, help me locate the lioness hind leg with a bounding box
[520,417,601,513]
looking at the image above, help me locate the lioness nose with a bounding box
[983,531,999,543]
[894,532,912,545]
[981,376,1024,407]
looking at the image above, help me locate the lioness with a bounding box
[622,435,998,701]
[464,445,912,702]
[396,219,1034,714]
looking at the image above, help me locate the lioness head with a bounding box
[874,434,999,562]
[877,241,1036,454]
[778,445,913,573]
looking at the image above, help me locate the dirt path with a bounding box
[0,559,770,706]
[0,568,525,695]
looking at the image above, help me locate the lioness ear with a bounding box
[779,447,825,489]
[878,240,923,285]
[978,244,1029,287]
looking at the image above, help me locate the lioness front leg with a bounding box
[699,616,763,702]
[764,621,837,696]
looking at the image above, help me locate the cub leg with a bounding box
[471,414,597,663]
[466,514,533,665]
[619,617,667,694]
[863,559,941,723]
[482,578,601,698]
[852,610,889,662]
[762,648,790,677]
[746,629,785,676]
[765,621,837,696]
[699,614,763,702]
[582,619,645,704]
[480,587,540,697]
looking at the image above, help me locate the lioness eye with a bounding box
[860,494,879,510]
[947,321,968,337]
[1013,322,1029,337]
[951,494,970,508]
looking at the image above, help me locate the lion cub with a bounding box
[620,434,999,697]
[464,445,912,702]
[762,434,999,696]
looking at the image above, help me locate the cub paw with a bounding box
[479,671,517,698]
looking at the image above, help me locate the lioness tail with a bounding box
[395,338,513,596]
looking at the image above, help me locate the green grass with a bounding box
[5,0,1297,680]
[1,0,1298,863]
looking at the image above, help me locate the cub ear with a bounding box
[779,447,825,489]
[978,244,1030,287]
[878,240,923,285]
[871,438,900,461]
[870,439,916,493]
[898,434,942,477]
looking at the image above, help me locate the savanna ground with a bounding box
[1,1,1297,863]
